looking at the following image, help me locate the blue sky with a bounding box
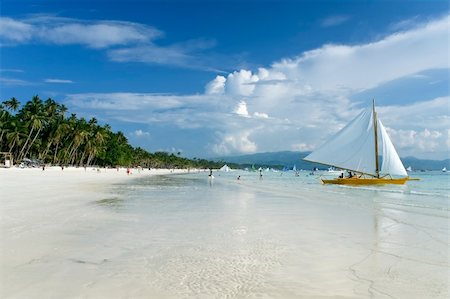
[1,0,449,159]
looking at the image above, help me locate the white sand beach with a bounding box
[0,168,448,298]
[0,167,188,298]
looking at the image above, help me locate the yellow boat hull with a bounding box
[322,177,409,185]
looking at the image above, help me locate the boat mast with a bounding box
[373,99,380,178]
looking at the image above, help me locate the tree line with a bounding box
[0,95,230,169]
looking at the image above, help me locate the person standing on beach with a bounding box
[259,169,263,180]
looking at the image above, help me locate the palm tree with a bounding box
[17,95,45,160]
[3,97,20,112]
[0,105,11,146]
[39,98,64,160]
[52,122,70,164]
[2,95,222,168]
[86,127,108,165]
[6,120,26,156]
[65,118,89,165]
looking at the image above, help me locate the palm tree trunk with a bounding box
[18,127,34,160]
[53,143,60,164]
[40,141,52,161]
[23,127,42,160]
[67,143,78,165]
[79,150,87,166]
[61,140,75,164]
[9,139,16,154]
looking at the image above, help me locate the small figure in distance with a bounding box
[259,169,263,180]
[339,172,344,179]
[237,175,241,180]
[347,171,353,178]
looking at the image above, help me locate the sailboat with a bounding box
[303,101,413,185]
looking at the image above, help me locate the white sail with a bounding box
[378,120,407,176]
[219,164,230,172]
[304,107,377,176]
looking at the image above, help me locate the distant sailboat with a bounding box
[219,164,230,172]
[304,101,414,185]
[327,166,342,174]
[442,167,447,172]
[406,166,412,172]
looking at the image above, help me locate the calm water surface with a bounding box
[87,170,448,298]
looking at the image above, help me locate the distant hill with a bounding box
[215,151,450,171]
[400,156,450,171]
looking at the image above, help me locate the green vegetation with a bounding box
[0,95,227,169]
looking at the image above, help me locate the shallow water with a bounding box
[1,170,449,298]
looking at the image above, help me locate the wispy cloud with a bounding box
[320,15,350,27]
[388,16,420,32]
[0,16,161,48]
[0,15,227,71]
[44,78,74,84]
[273,14,449,93]
[107,38,221,70]
[0,68,24,73]
[0,77,34,86]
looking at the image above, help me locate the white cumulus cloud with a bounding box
[234,101,249,117]
[212,130,257,155]
[132,129,150,137]
[205,75,226,95]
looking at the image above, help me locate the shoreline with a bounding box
[0,165,196,190]
[0,166,198,208]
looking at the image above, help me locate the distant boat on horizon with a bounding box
[219,164,230,172]
[442,167,447,172]
[304,101,416,185]
[327,166,342,174]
